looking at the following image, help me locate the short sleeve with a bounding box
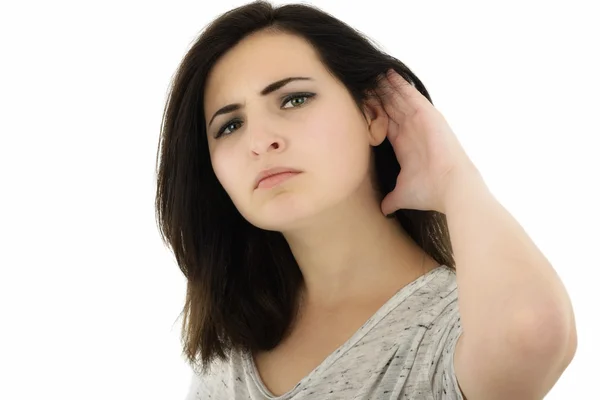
[432,305,465,400]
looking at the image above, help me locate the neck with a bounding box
[282,189,437,310]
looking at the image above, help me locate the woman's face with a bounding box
[203,31,385,231]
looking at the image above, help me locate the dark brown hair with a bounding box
[154,0,454,375]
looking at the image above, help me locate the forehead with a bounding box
[203,31,325,109]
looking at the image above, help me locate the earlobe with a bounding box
[362,95,389,146]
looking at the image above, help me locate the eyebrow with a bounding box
[207,76,314,129]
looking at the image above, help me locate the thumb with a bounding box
[381,191,401,217]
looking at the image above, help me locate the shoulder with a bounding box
[407,266,465,399]
[184,349,247,400]
[407,265,460,316]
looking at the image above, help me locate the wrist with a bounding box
[439,164,489,215]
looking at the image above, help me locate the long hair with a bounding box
[154,0,454,374]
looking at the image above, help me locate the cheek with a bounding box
[210,147,244,200]
[304,109,371,182]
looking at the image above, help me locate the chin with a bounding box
[240,182,359,232]
[249,208,312,232]
[244,196,320,232]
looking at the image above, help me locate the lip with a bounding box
[254,167,302,189]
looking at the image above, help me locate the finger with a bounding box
[385,69,429,110]
[381,190,402,216]
[374,73,416,120]
[385,117,404,151]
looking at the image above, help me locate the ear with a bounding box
[361,91,389,146]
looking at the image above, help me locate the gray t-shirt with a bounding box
[185,265,464,399]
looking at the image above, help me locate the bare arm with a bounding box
[442,167,577,400]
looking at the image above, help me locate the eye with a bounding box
[216,118,242,138]
[281,92,315,109]
[215,92,316,138]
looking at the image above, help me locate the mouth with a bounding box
[255,169,302,189]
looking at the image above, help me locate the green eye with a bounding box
[281,93,315,108]
[216,118,243,138]
[215,92,316,138]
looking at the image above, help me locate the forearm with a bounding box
[441,168,575,353]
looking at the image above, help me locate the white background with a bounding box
[1,0,597,398]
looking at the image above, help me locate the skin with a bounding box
[203,30,439,311]
[203,29,576,399]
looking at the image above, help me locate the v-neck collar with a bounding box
[244,265,448,399]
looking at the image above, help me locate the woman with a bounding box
[155,1,577,399]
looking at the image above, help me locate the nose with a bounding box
[248,123,286,156]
